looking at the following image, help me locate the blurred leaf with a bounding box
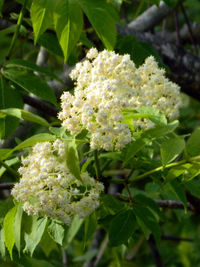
[0,157,19,178]
[66,139,82,181]
[38,32,63,57]
[14,203,23,256]
[84,213,97,245]
[2,69,57,106]
[54,0,83,62]
[24,217,47,256]
[0,0,4,17]
[0,228,5,257]
[185,179,200,198]
[161,137,185,166]
[30,0,54,43]
[78,0,117,50]
[3,205,17,260]
[64,216,83,248]
[109,209,136,246]
[163,0,178,7]
[186,127,200,156]
[169,180,187,210]
[102,194,125,215]
[0,77,23,139]
[48,220,65,246]
[6,59,61,82]
[133,205,161,242]
[40,230,57,257]
[0,108,49,127]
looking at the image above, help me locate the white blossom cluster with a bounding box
[58,48,181,151]
[11,140,104,224]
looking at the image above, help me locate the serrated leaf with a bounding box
[48,220,65,246]
[54,0,83,62]
[3,205,18,260]
[6,59,61,82]
[14,204,23,256]
[0,108,49,127]
[84,213,97,245]
[2,68,57,106]
[66,140,82,181]
[109,209,136,246]
[169,180,187,210]
[161,137,185,166]
[133,205,161,242]
[30,0,54,43]
[40,229,57,257]
[78,0,117,50]
[64,216,83,248]
[186,127,200,156]
[24,217,47,256]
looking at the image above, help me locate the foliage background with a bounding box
[1,0,200,266]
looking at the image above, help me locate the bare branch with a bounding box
[154,199,194,211]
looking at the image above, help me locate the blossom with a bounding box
[11,140,104,224]
[58,48,181,151]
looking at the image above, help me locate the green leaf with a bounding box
[30,0,54,43]
[40,229,57,257]
[161,137,185,166]
[78,0,117,50]
[0,0,4,17]
[186,127,200,156]
[24,217,48,256]
[6,59,61,82]
[54,0,83,62]
[102,194,125,215]
[84,213,97,244]
[3,205,18,260]
[0,228,5,257]
[123,107,167,126]
[109,209,136,246]
[2,68,57,106]
[37,32,63,57]
[48,220,65,246]
[0,108,49,127]
[14,204,23,256]
[0,77,23,139]
[133,205,161,242]
[185,179,200,198]
[134,194,163,221]
[169,180,187,210]
[64,216,83,248]
[66,140,82,181]
[0,157,19,178]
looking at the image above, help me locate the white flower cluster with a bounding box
[11,140,104,224]
[58,48,181,151]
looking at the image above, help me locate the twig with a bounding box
[93,234,109,267]
[148,235,164,267]
[0,183,15,190]
[62,249,68,267]
[162,234,193,242]
[174,8,182,46]
[6,0,28,59]
[22,94,59,117]
[155,199,194,211]
[180,2,198,54]
[94,150,101,180]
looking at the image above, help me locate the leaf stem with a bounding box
[7,0,28,59]
[94,150,101,179]
[130,155,200,184]
[0,160,19,179]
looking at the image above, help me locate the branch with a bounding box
[148,235,164,267]
[127,1,173,33]
[154,199,194,211]
[22,94,59,117]
[0,183,15,190]
[162,234,193,242]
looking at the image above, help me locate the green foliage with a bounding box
[0,0,200,266]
